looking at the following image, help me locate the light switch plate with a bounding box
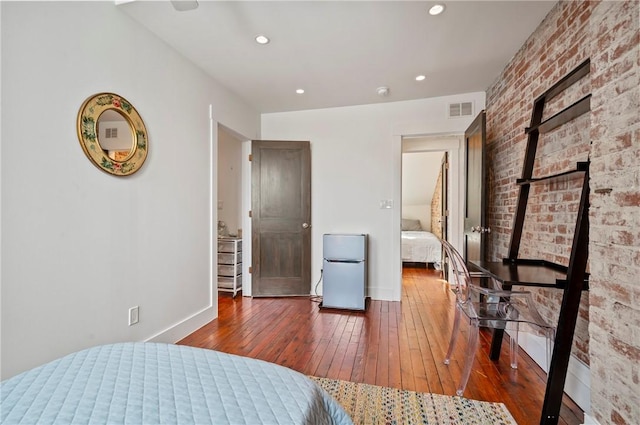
[379,200,393,209]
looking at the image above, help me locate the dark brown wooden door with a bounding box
[463,111,487,262]
[251,140,311,296]
[440,152,449,242]
[439,152,449,278]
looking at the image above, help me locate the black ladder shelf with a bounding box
[503,59,591,425]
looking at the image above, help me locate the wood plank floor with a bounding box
[178,266,584,425]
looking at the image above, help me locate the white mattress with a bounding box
[0,342,352,424]
[401,231,442,264]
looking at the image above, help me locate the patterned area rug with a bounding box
[310,376,518,425]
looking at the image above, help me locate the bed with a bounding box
[401,219,442,266]
[0,342,352,424]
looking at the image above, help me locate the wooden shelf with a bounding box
[495,59,591,425]
[525,95,591,135]
[534,58,591,102]
[516,161,589,185]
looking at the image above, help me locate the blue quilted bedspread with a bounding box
[0,342,352,424]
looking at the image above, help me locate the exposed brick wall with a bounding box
[431,168,443,239]
[486,0,592,365]
[587,1,639,424]
[485,1,639,423]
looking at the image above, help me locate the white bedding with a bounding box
[0,342,352,425]
[402,231,442,264]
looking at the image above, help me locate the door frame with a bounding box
[393,133,465,300]
[210,120,254,297]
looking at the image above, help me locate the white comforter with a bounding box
[402,231,442,264]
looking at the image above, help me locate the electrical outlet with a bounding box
[129,306,139,326]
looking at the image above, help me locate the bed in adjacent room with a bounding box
[401,219,442,267]
[0,342,352,425]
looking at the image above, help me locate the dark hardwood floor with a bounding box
[178,266,583,425]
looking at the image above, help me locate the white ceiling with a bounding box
[120,0,556,114]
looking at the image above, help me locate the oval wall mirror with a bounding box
[77,93,148,176]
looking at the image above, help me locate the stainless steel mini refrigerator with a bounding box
[322,233,367,311]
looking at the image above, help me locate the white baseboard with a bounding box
[368,285,401,302]
[509,331,591,414]
[146,306,217,344]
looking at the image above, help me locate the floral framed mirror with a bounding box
[76,93,148,176]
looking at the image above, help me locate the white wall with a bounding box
[261,94,484,301]
[402,151,444,231]
[0,1,259,378]
[217,127,243,236]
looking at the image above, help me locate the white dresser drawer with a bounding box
[217,238,242,297]
[218,252,242,264]
[219,263,242,277]
[218,238,242,253]
[218,276,242,290]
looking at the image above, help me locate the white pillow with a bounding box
[402,219,423,231]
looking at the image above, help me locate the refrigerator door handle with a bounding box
[325,259,363,264]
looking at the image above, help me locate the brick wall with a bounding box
[486,0,592,365]
[587,1,639,424]
[485,1,639,424]
[431,168,443,239]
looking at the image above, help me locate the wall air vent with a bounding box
[448,102,474,118]
[105,128,118,138]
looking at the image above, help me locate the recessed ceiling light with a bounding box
[416,75,426,81]
[296,89,305,94]
[429,4,445,15]
[255,35,270,45]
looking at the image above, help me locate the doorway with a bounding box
[216,125,246,299]
[250,140,312,296]
[401,150,447,267]
[217,126,244,240]
[216,132,313,298]
[397,135,464,298]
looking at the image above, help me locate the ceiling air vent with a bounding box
[448,102,474,118]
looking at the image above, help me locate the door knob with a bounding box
[302,222,310,229]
